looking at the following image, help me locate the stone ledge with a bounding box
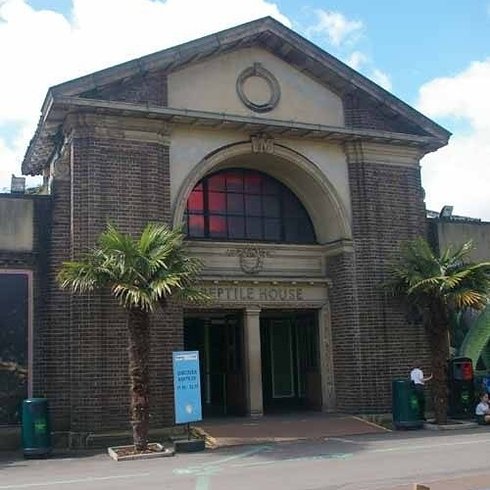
[85,426,186,449]
[0,427,21,451]
[0,426,187,451]
[108,443,175,462]
[423,419,478,431]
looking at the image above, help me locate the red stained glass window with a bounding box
[208,174,225,191]
[209,216,227,237]
[187,190,203,212]
[208,192,226,212]
[184,169,315,243]
[188,215,205,237]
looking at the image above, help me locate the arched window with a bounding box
[184,169,316,243]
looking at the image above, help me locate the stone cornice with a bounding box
[22,95,445,175]
[199,276,331,284]
[343,141,426,167]
[63,113,171,145]
[56,97,444,148]
[185,238,353,256]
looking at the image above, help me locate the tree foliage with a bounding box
[387,238,490,424]
[58,223,206,450]
[58,223,207,311]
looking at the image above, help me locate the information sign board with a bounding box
[172,351,202,424]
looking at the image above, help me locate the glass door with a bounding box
[184,313,245,417]
[269,319,295,398]
[261,311,319,411]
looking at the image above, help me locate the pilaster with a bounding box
[244,307,263,416]
[318,304,336,411]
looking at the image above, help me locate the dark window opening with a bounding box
[185,169,316,243]
[0,273,29,425]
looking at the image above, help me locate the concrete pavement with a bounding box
[197,412,388,447]
[2,428,490,489]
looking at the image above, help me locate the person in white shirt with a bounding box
[475,393,490,424]
[410,361,433,420]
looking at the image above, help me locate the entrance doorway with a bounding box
[261,311,321,412]
[184,312,246,417]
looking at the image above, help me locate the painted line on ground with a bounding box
[174,444,272,476]
[0,472,152,489]
[195,475,210,490]
[192,434,490,472]
[351,415,392,432]
[230,452,354,468]
[327,437,364,444]
[369,437,490,454]
[173,445,273,490]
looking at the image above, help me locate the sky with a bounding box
[1,0,489,220]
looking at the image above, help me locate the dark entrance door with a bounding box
[184,312,246,417]
[261,311,320,412]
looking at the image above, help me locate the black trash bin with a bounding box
[448,357,475,419]
[21,398,52,457]
[392,379,423,429]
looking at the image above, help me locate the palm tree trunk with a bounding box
[427,318,450,425]
[127,308,150,451]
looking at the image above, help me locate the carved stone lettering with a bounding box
[199,285,304,302]
[250,135,274,154]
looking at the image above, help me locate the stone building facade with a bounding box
[18,17,450,434]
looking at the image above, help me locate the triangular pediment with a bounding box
[23,17,450,176]
[47,17,449,141]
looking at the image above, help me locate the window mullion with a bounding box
[203,178,210,238]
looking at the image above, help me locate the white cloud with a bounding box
[370,68,392,91]
[0,0,290,189]
[346,50,368,70]
[418,59,490,221]
[306,12,391,94]
[0,138,19,192]
[308,9,363,47]
[344,53,392,92]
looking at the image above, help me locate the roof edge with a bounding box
[22,95,448,176]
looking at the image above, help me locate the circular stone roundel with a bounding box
[236,63,280,113]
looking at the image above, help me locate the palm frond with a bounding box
[386,237,490,331]
[57,222,208,312]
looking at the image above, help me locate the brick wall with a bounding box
[345,149,430,412]
[80,70,167,106]
[61,131,181,432]
[343,92,428,136]
[325,250,364,411]
[37,151,72,430]
[41,131,434,426]
[30,195,51,402]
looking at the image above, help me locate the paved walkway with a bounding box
[196,412,389,447]
[390,472,490,489]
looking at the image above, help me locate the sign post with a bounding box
[172,351,202,438]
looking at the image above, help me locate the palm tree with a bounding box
[58,223,206,451]
[387,238,490,424]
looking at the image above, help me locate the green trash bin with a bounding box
[392,379,423,429]
[21,398,52,457]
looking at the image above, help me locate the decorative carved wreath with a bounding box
[227,246,269,274]
[236,63,281,113]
